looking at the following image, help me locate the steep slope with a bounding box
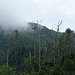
[0,22,62,70]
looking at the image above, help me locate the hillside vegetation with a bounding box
[0,23,75,75]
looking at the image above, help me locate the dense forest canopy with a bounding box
[0,23,75,75]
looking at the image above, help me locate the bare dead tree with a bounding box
[53,20,62,60]
[37,20,42,68]
[55,20,62,44]
[34,24,36,57]
[7,29,10,68]
[33,22,37,57]
[56,20,62,59]
[14,30,19,74]
[45,32,47,60]
[28,45,31,58]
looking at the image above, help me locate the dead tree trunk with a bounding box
[39,24,41,67]
[37,20,42,68]
[7,30,10,68]
[45,32,47,60]
[53,20,62,60]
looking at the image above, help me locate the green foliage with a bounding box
[0,24,75,75]
[0,64,14,75]
[65,28,72,35]
[39,69,46,75]
[31,71,38,75]
[22,57,39,73]
[50,65,65,75]
[57,28,75,61]
[63,59,74,72]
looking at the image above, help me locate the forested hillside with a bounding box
[0,23,75,75]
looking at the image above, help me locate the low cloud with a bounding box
[0,0,75,32]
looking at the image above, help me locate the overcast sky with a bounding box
[0,0,75,32]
